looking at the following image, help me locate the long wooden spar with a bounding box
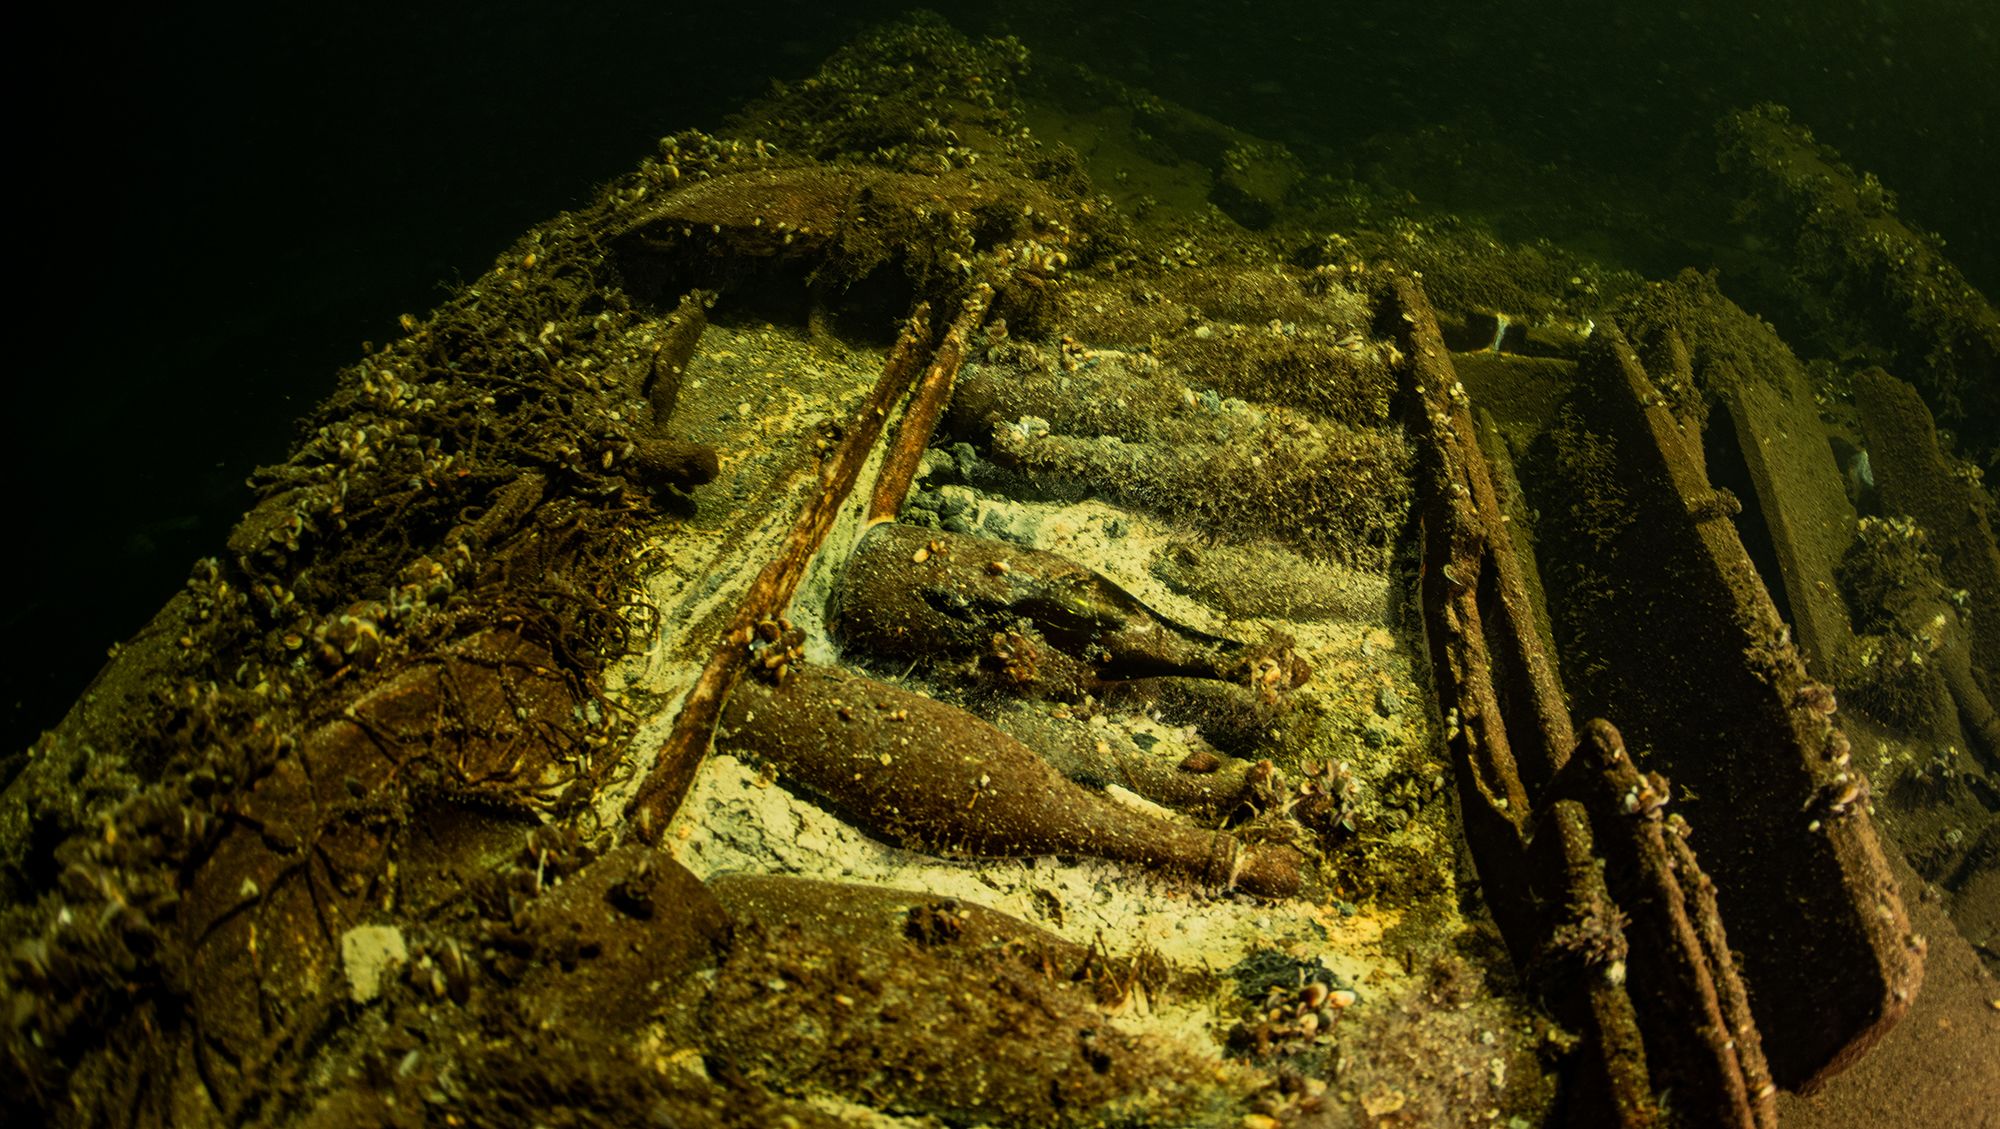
[625,285,991,842]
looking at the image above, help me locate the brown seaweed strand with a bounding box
[624,303,935,842]
[867,284,992,524]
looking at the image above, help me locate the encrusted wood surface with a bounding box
[1393,275,1780,1127]
[1585,326,1921,1090]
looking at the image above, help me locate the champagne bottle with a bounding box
[835,523,1307,699]
[719,663,1303,897]
[985,699,1274,822]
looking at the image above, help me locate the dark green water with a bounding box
[11,0,1995,755]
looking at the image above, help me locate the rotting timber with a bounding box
[1398,276,1782,1127]
[4,14,1994,1129]
[1398,248,1963,1117]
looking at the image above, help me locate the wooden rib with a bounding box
[867,284,992,524]
[624,303,933,843]
[1665,815,1778,1128]
[1390,274,1767,1126]
[1390,274,1575,796]
[1533,799,1659,1128]
[1391,273,1549,956]
[1560,719,1766,1129]
[1586,325,1920,1089]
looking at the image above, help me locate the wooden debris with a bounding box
[623,303,935,842]
[868,284,993,523]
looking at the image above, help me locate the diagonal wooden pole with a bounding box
[625,287,990,844]
[624,302,932,842]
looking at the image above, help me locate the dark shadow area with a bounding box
[1704,410,1794,630]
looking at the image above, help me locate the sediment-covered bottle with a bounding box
[835,522,1305,700]
[718,663,1304,897]
[985,699,1276,821]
